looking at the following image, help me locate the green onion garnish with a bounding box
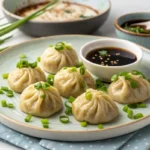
[68,96,75,103]
[130,81,138,89]
[34,82,42,90]
[20,54,27,59]
[71,67,77,72]
[37,57,41,62]
[55,42,65,51]
[127,109,133,119]
[133,113,144,119]
[17,60,29,68]
[95,79,104,89]
[123,105,129,112]
[1,86,9,91]
[80,66,85,75]
[85,91,92,100]
[137,103,146,108]
[29,61,37,68]
[77,62,84,68]
[98,124,104,129]
[7,103,14,108]
[65,101,72,109]
[131,70,146,79]
[1,100,7,107]
[41,119,49,124]
[125,74,131,80]
[47,74,54,85]
[80,121,87,127]
[43,124,49,128]
[99,50,107,57]
[98,86,108,93]
[41,94,46,99]
[65,108,72,115]
[2,73,9,79]
[6,91,14,97]
[111,74,118,82]
[128,104,137,109]
[24,114,32,122]
[42,82,50,89]
[119,71,129,76]
[59,115,70,124]
[0,89,4,94]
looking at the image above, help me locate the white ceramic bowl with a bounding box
[80,39,143,82]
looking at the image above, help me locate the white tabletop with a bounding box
[0,0,150,149]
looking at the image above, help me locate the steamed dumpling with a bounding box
[108,73,150,104]
[54,67,95,98]
[8,67,46,93]
[20,82,63,117]
[41,42,79,74]
[72,89,119,124]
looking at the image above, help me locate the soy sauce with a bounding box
[86,47,137,66]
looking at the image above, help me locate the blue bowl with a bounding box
[114,13,150,49]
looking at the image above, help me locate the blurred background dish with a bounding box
[2,0,111,37]
[115,12,150,49]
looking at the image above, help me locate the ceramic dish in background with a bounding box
[2,0,111,37]
[115,12,150,49]
[80,39,142,82]
[0,35,149,141]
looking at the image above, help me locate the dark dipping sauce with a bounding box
[86,47,137,66]
[121,20,150,34]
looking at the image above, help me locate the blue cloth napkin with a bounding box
[0,123,149,150]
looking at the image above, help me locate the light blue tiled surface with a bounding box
[0,123,149,150]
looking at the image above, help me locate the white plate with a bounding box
[0,35,149,141]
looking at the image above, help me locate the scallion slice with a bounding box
[2,73,9,79]
[1,100,7,107]
[80,66,85,75]
[42,82,50,89]
[37,57,41,62]
[65,101,72,109]
[59,115,70,124]
[34,82,42,90]
[111,74,118,82]
[47,74,54,85]
[97,124,104,129]
[1,86,9,91]
[65,108,72,115]
[127,109,133,119]
[133,113,144,119]
[29,61,37,68]
[43,124,49,128]
[41,119,49,124]
[130,81,138,89]
[20,54,27,59]
[85,91,92,100]
[123,105,129,112]
[0,89,4,94]
[68,96,75,103]
[6,90,14,97]
[7,103,14,108]
[40,94,46,99]
[80,121,87,127]
[24,114,32,122]
[71,67,77,72]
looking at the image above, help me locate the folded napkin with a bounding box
[0,123,149,150]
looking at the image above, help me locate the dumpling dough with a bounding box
[108,73,150,104]
[41,43,79,74]
[72,89,119,124]
[20,82,63,117]
[8,67,46,93]
[54,67,95,98]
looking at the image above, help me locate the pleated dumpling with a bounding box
[72,89,119,124]
[54,67,95,98]
[8,60,46,93]
[41,42,79,74]
[20,82,63,117]
[108,71,150,104]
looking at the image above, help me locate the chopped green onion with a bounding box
[37,57,41,62]
[55,42,65,51]
[131,70,146,79]
[98,124,104,129]
[6,90,14,97]
[29,61,37,68]
[42,82,50,89]
[0,89,4,94]
[71,67,77,72]
[2,73,9,79]
[133,113,144,119]
[1,86,9,91]
[1,100,7,107]
[59,115,70,124]
[127,109,133,119]
[47,74,54,85]
[119,71,129,76]
[41,94,46,99]
[95,79,105,89]
[128,104,137,109]
[20,54,27,59]
[43,124,49,128]
[125,74,131,80]
[7,103,14,108]
[85,91,92,100]
[65,108,72,115]
[111,74,118,82]
[137,103,147,108]
[130,81,138,89]
[34,82,42,90]
[65,101,72,109]
[77,62,84,68]
[123,105,129,112]
[68,96,75,103]
[99,50,107,57]
[98,86,108,93]
[41,119,49,124]
[80,121,87,127]
[17,60,29,68]
[24,114,32,122]
[80,66,85,75]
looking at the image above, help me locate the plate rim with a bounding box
[0,34,150,133]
